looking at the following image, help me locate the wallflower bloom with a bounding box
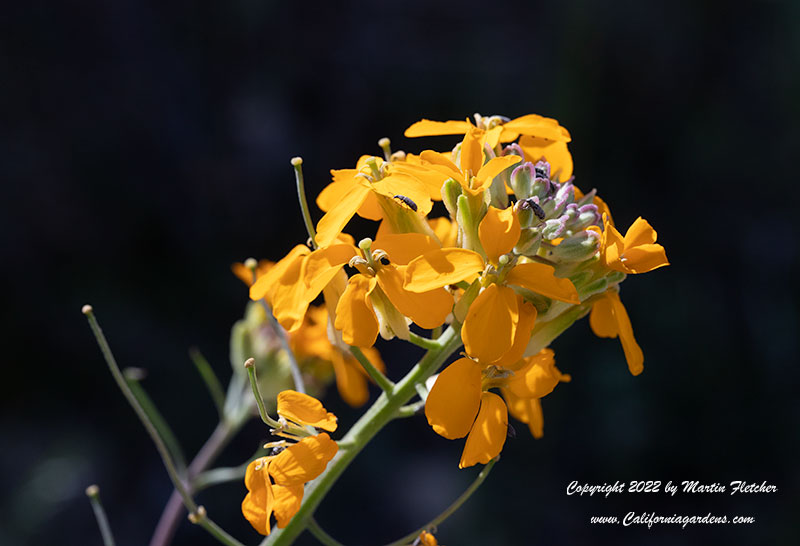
[405,205,580,363]
[242,391,338,536]
[425,349,569,468]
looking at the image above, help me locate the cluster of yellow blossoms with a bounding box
[241,112,668,537]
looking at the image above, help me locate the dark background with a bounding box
[2,1,798,545]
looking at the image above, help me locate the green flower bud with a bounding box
[441,178,462,218]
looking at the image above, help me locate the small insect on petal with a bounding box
[393,194,418,212]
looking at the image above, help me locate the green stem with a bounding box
[189,347,226,418]
[349,346,394,394]
[86,485,116,546]
[407,332,440,351]
[245,359,283,429]
[124,368,188,475]
[527,304,590,355]
[306,517,346,546]
[83,306,198,514]
[194,511,247,546]
[395,400,424,418]
[260,325,463,546]
[383,458,498,546]
[261,301,307,394]
[292,157,318,249]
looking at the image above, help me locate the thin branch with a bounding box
[189,347,226,418]
[85,485,116,546]
[350,346,394,394]
[306,517,347,546]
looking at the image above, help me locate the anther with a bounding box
[188,505,207,524]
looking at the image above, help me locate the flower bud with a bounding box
[541,217,566,240]
[514,227,542,256]
[441,178,462,218]
[549,230,600,262]
[510,163,534,198]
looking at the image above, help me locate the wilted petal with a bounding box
[462,285,519,363]
[478,205,521,265]
[505,263,580,304]
[425,358,482,439]
[404,248,485,292]
[609,291,644,376]
[277,390,337,432]
[459,392,508,468]
[268,433,338,486]
[334,274,379,348]
[242,458,274,535]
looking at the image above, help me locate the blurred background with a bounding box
[2,0,798,544]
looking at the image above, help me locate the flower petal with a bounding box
[315,183,371,247]
[624,217,658,248]
[475,155,522,190]
[428,216,458,248]
[608,291,644,376]
[277,390,337,432]
[250,245,309,302]
[404,248,485,292]
[589,293,619,338]
[502,114,572,142]
[272,484,304,529]
[505,263,580,304]
[459,392,508,468]
[462,284,519,363]
[329,350,369,407]
[505,349,564,399]
[460,126,485,177]
[478,205,521,265]
[519,136,573,181]
[404,119,472,137]
[425,358,482,440]
[242,458,274,535]
[620,244,670,273]
[334,274,379,347]
[503,390,544,439]
[373,233,441,266]
[304,245,356,295]
[491,301,537,369]
[268,433,339,486]
[377,265,452,329]
[418,150,463,182]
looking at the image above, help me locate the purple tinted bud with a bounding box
[553,181,575,215]
[503,143,524,158]
[510,162,536,198]
[534,160,551,181]
[542,217,567,240]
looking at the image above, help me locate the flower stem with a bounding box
[85,485,116,546]
[245,358,283,428]
[349,346,395,394]
[260,325,463,546]
[383,457,498,546]
[407,332,440,351]
[291,157,318,249]
[82,306,198,514]
[261,300,307,394]
[306,517,346,546]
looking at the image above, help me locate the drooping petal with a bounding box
[608,291,644,376]
[276,390,337,432]
[425,358,482,440]
[334,274,379,348]
[505,349,563,399]
[502,390,544,439]
[519,136,573,181]
[405,119,472,137]
[474,155,522,191]
[460,126,485,177]
[272,484,304,529]
[404,248,485,292]
[315,183,371,247]
[376,265,452,329]
[268,433,339,486]
[329,351,369,407]
[242,458,274,535]
[478,205,521,265]
[459,392,508,468]
[589,293,619,338]
[462,284,519,363]
[505,263,580,304]
[491,301,537,369]
[373,233,441,266]
[250,245,310,302]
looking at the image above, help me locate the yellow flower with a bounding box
[595,214,669,274]
[405,113,573,180]
[232,259,273,286]
[417,530,440,546]
[425,349,569,468]
[314,156,434,247]
[242,391,339,536]
[289,305,386,407]
[405,206,580,363]
[589,289,644,376]
[417,126,521,197]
